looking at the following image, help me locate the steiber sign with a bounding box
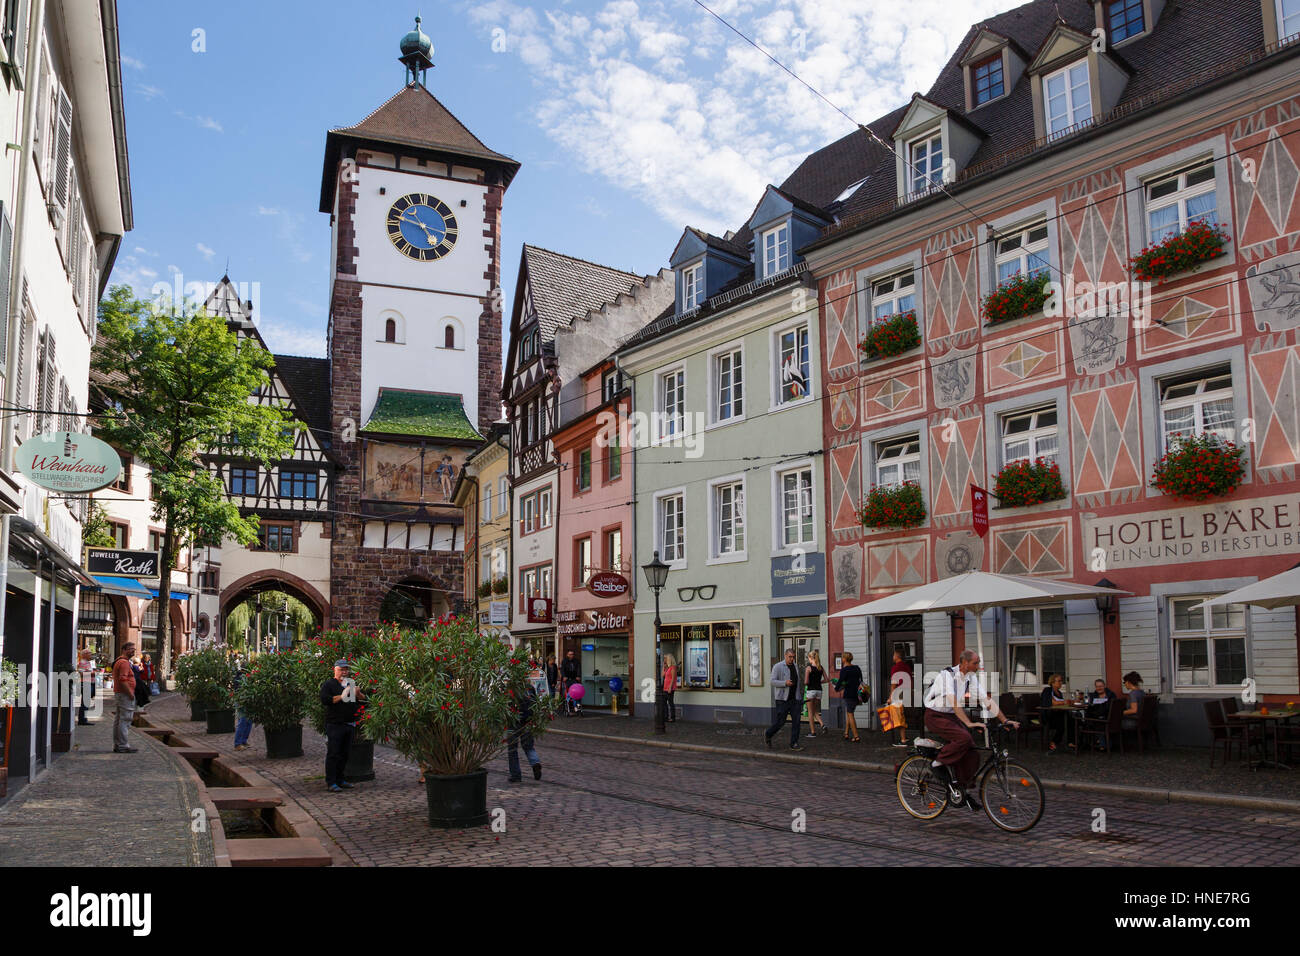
[1082,493,1300,570]
[18,432,121,493]
[587,572,629,598]
[86,549,160,577]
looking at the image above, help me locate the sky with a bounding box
[112,0,1011,358]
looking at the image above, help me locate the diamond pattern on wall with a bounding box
[1070,381,1141,495]
[993,522,1068,575]
[929,415,984,519]
[1233,115,1300,249]
[862,365,924,424]
[830,443,862,531]
[1250,345,1300,469]
[1060,190,1128,288]
[1138,278,1237,359]
[924,242,979,342]
[867,538,928,590]
[985,327,1064,395]
[825,271,860,372]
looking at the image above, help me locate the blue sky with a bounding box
[112,0,1008,357]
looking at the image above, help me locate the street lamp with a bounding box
[641,550,670,735]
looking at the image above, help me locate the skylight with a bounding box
[835,177,869,203]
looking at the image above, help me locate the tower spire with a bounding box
[398,15,434,88]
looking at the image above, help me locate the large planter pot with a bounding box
[189,700,208,722]
[52,731,72,753]
[344,738,375,782]
[424,769,489,828]
[265,724,303,759]
[205,708,236,735]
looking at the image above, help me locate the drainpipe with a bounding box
[0,0,46,666]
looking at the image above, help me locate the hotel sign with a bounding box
[1082,493,1300,570]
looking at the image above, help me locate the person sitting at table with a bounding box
[1040,673,1073,753]
[1121,672,1144,732]
[1084,678,1118,751]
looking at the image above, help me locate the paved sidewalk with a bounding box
[0,696,214,866]
[549,712,1300,807]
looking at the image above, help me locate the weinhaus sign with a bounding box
[85,549,159,577]
[18,432,121,493]
[1082,493,1300,570]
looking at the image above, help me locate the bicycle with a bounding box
[895,722,1044,833]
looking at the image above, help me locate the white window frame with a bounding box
[761,221,791,277]
[772,320,812,409]
[1143,159,1217,246]
[655,488,687,567]
[1000,405,1059,468]
[708,341,745,426]
[657,365,686,442]
[1042,61,1092,138]
[1006,605,1067,690]
[994,221,1050,286]
[482,483,493,522]
[708,475,747,564]
[498,477,508,511]
[874,435,922,489]
[576,536,593,586]
[682,262,704,310]
[1282,0,1300,41]
[601,369,619,402]
[869,270,917,326]
[908,132,944,198]
[538,487,553,528]
[772,461,816,552]
[1158,369,1234,453]
[1169,596,1248,691]
[522,493,537,535]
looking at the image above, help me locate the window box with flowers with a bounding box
[491,576,509,596]
[476,580,493,598]
[981,270,1052,327]
[1150,433,1245,501]
[858,310,920,361]
[993,458,1066,507]
[858,481,926,530]
[1129,220,1229,285]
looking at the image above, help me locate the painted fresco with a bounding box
[936,530,984,578]
[929,413,983,523]
[866,537,927,590]
[924,233,980,344]
[862,362,925,424]
[1231,99,1300,255]
[1250,340,1300,474]
[1060,180,1130,374]
[829,442,862,532]
[824,269,860,373]
[984,324,1065,395]
[1246,250,1300,332]
[363,440,468,504]
[829,379,858,432]
[1136,276,1238,359]
[831,544,862,602]
[932,344,978,408]
[1069,377,1142,499]
[992,520,1070,576]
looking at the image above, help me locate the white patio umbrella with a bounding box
[1200,564,1300,610]
[829,571,1130,671]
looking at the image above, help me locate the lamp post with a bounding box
[641,550,670,735]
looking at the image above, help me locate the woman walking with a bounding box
[663,654,678,722]
[804,650,828,736]
[836,651,867,742]
[132,654,151,714]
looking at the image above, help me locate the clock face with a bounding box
[386,193,458,261]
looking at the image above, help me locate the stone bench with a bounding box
[226,837,332,867]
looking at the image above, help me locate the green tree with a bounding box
[92,285,296,677]
[81,501,117,549]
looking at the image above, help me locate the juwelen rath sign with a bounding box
[1082,493,1300,570]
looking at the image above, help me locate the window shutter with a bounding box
[0,202,11,366]
[3,0,26,80]
[14,315,28,439]
[32,49,47,178]
[54,87,71,207]
[58,377,68,432]
[39,332,55,434]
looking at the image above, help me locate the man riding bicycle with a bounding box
[923,649,1018,810]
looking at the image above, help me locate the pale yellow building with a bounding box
[452,424,510,627]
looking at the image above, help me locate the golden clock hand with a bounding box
[399,209,438,243]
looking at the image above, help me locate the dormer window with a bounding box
[972,54,1004,105]
[761,222,791,277]
[1107,0,1145,42]
[1043,62,1091,139]
[1279,0,1300,42]
[909,133,945,198]
[682,263,704,310]
[519,326,539,363]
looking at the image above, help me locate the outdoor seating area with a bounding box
[1204,698,1300,771]
[997,689,1159,757]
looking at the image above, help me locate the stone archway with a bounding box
[220,569,331,630]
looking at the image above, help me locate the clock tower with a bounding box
[322,18,520,626]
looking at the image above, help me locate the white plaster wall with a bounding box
[219,521,332,606]
[359,284,481,428]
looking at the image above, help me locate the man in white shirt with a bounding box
[923,649,1017,808]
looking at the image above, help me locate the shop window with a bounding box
[1008,605,1066,689]
[777,616,821,677]
[678,621,744,690]
[1170,597,1247,689]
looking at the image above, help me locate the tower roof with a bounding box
[319,85,521,212]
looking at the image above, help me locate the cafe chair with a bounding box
[1079,698,1123,754]
[1133,695,1160,753]
[1017,692,1045,749]
[1203,700,1244,768]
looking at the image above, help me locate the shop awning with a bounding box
[146,583,197,598]
[90,574,154,599]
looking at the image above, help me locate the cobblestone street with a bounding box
[143,694,1300,866]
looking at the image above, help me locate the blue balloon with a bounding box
[607,677,623,693]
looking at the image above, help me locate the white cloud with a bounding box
[256,207,313,264]
[257,317,326,358]
[122,55,146,71]
[133,245,157,257]
[136,84,165,101]
[166,263,181,274]
[289,295,326,319]
[196,243,216,261]
[467,0,1008,234]
[174,110,223,133]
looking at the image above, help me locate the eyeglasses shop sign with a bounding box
[17,432,121,493]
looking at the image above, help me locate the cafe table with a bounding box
[1226,708,1299,770]
[1050,701,1088,751]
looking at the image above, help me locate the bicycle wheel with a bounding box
[896,755,948,820]
[980,760,1044,833]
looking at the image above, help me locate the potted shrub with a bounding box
[981,270,1052,326]
[492,576,508,597]
[174,647,236,725]
[233,650,309,758]
[297,626,379,781]
[993,458,1066,507]
[858,481,926,530]
[357,615,554,828]
[1129,220,1229,285]
[858,310,920,361]
[476,580,492,599]
[1150,433,1245,501]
